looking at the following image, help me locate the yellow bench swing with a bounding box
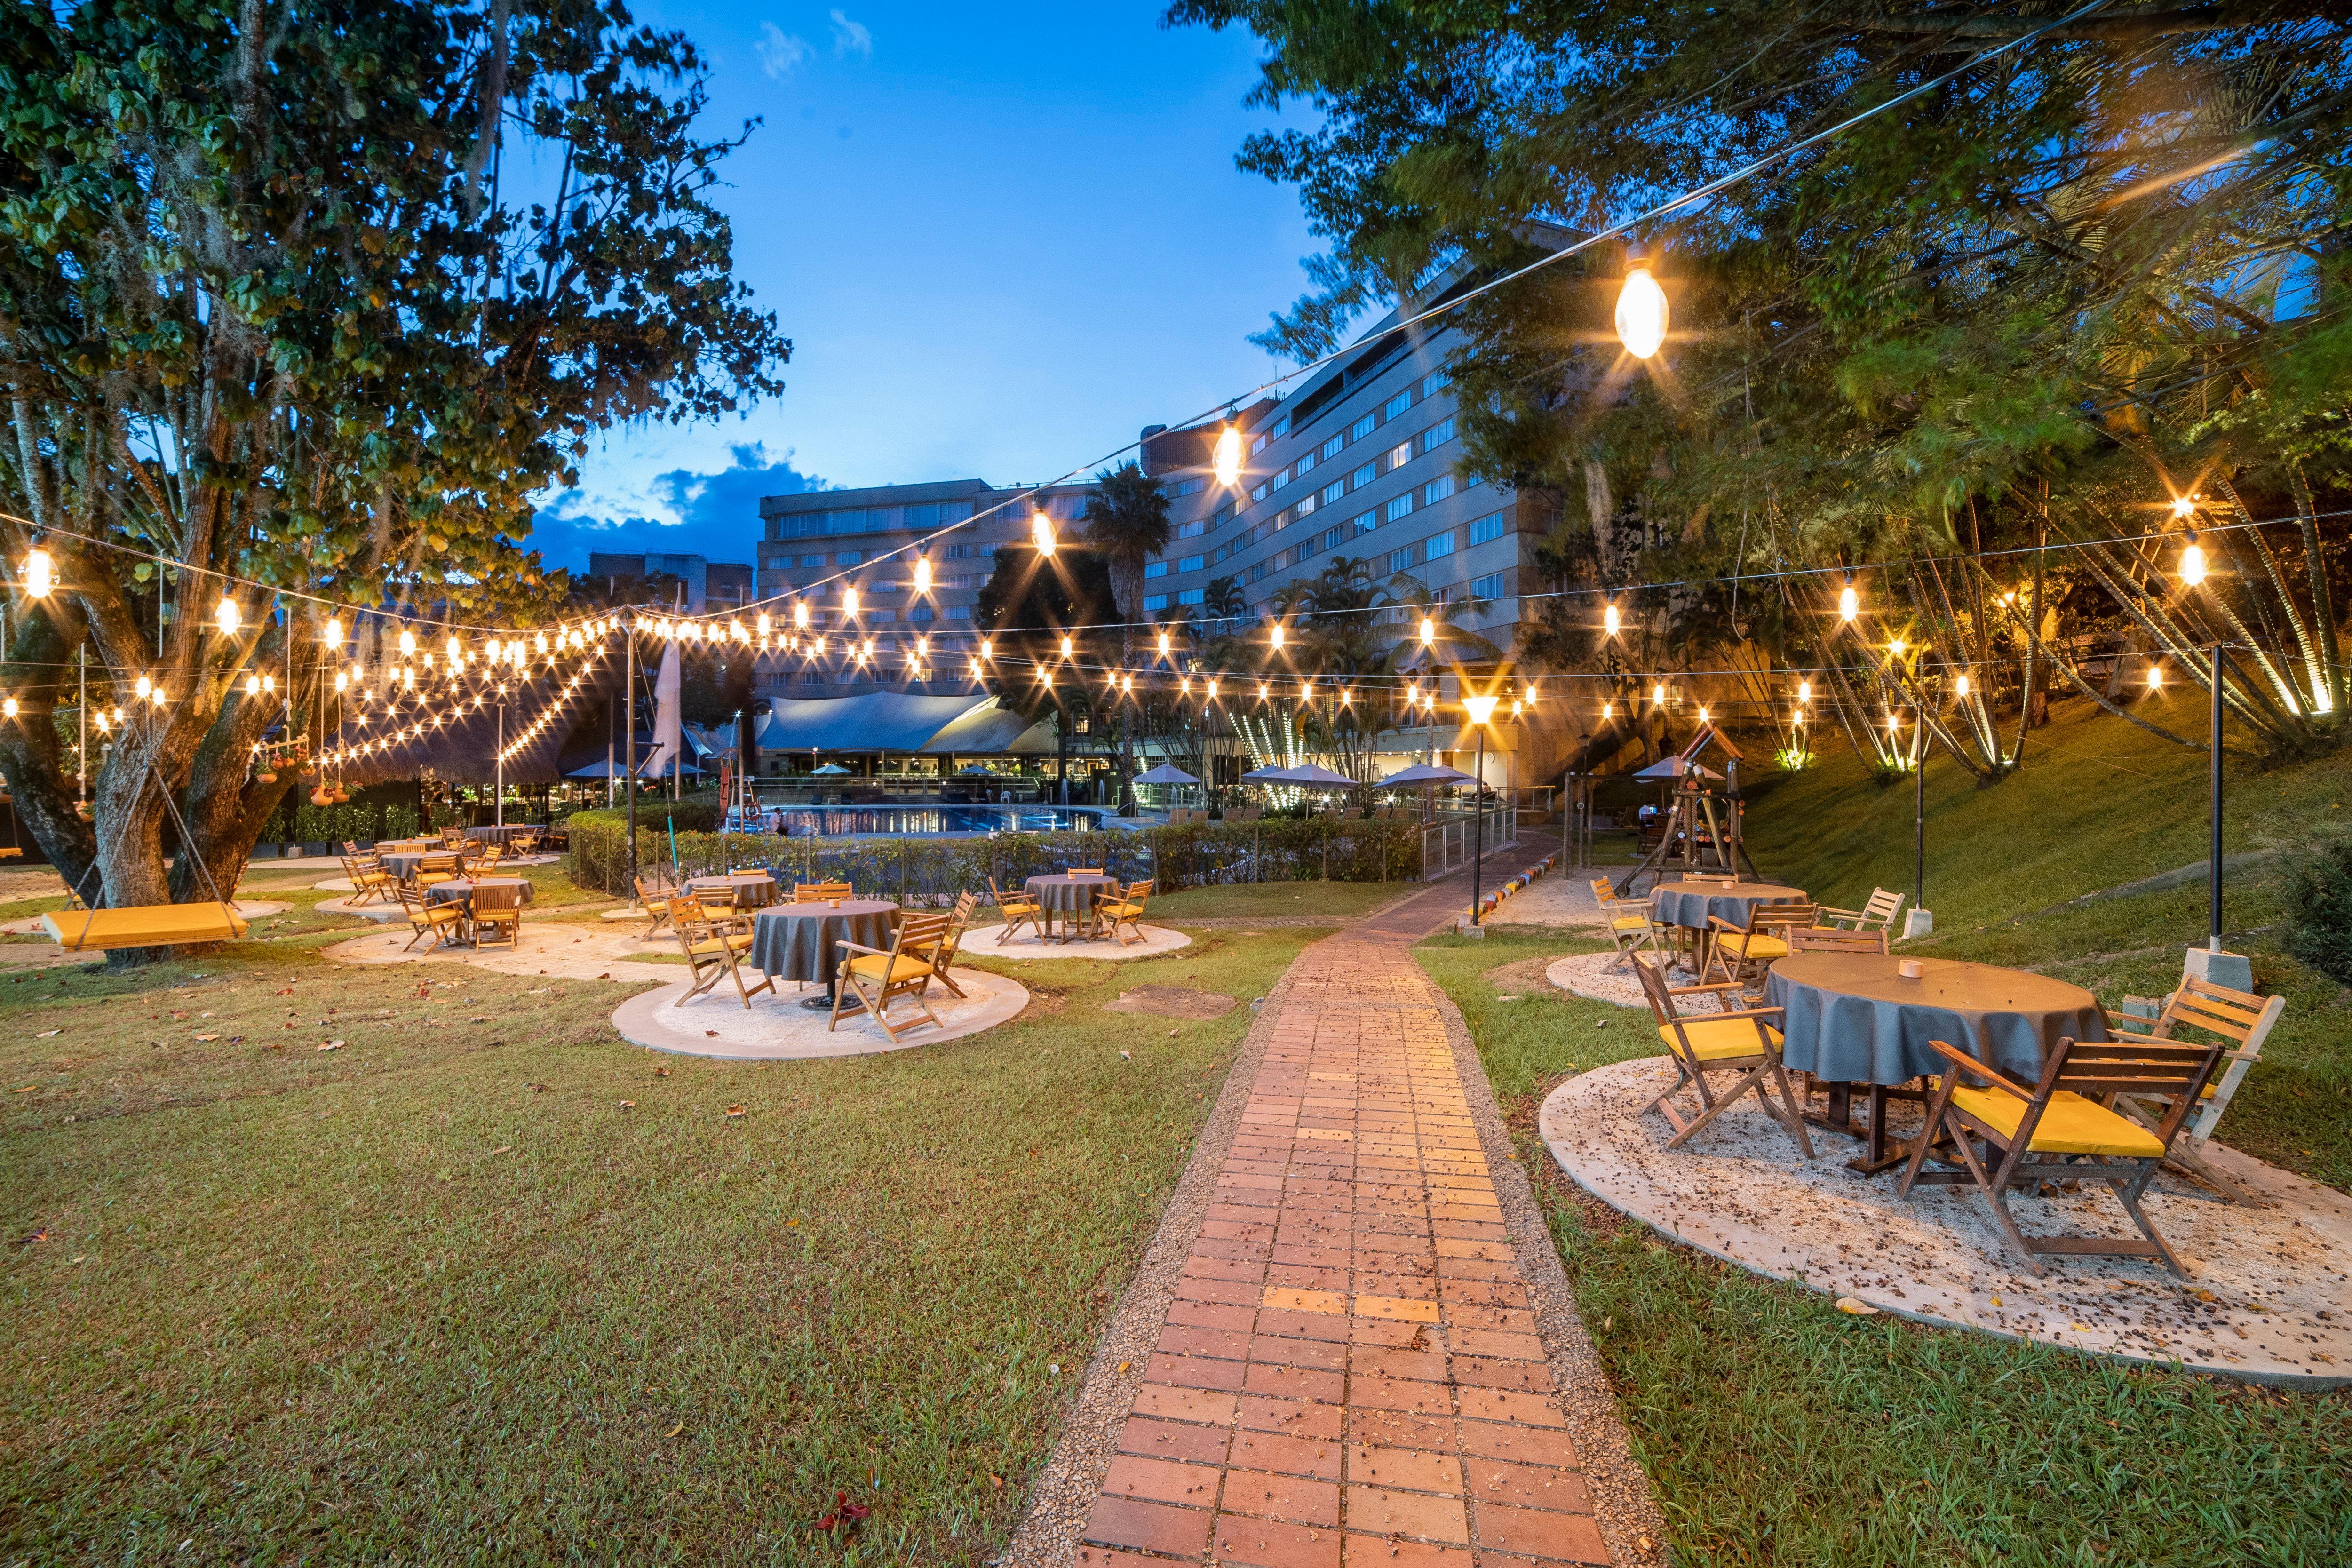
[39,768,249,952]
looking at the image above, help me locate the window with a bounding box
[1423,475,1456,506]
[1143,592,1170,612]
[1320,434,1344,460]
[1295,450,1316,477]
[907,604,935,622]
[1419,417,1455,453]
[1321,480,1345,506]
[1179,553,1204,572]
[1296,493,1317,518]
[1423,530,1456,560]
[1271,548,1292,571]
[1248,559,1269,582]
[1384,390,1412,420]
[1269,413,1290,438]
[835,550,861,566]
[1178,587,1205,606]
[1469,512,1506,546]
[1143,560,1169,581]
[1350,463,1375,490]
[867,609,896,623]
[1176,519,1206,540]
[1387,441,1411,470]
[1388,546,1415,573]
[1351,413,1377,441]
[803,671,823,686]
[800,553,824,568]
[1385,494,1414,523]
[1251,481,1271,502]
[1470,572,1506,600]
[948,604,972,619]
[1213,542,1230,564]
[1352,511,1378,537]
[1212,501,1237,527]
[944,542,971,559]
[1170,478,1205,498]
[1250,434,1268,456]
[1322,526,1341,552]
[1423,367,1452,395]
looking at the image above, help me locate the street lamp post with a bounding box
[495,693,505,828]
[2209,641,2226,953]
[1462,694,1500,930]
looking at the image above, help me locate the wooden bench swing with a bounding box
[38,765,249,951]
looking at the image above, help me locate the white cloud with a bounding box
[829,9,873,59]
[756,23,814,80]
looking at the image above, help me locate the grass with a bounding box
[1141,880,1404,921]
[1417,927,2352,1568]
[0,876,1311,1563]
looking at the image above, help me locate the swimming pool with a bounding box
[739,805,1105,837]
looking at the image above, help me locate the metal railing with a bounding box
[1421,807,1517,881]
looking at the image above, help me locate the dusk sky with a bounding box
[530,2,1325,572]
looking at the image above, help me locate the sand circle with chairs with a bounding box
[611,964,1030,1059]
[1540,1057,2352,1385]
[974,922,1192,960]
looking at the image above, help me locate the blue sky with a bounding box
[529,3,1319,572]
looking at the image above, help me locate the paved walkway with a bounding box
[1047,850,1656,1568]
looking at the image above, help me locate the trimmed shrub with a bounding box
[2283,839,2352,985]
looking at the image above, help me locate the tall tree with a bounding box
[0,0,787,957]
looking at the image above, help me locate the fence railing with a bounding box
[1421,807,1517,880]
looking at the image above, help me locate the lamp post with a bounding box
[624,625,638,898]
[1462,694,1500,929]
[2209,641,2226,953]
[495,692,505,828]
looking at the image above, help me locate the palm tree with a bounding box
[1080,463,1172,647]
[1202,573,1247,631]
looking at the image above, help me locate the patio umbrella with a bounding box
[1380,762,1476,786]
[1277,763,1357,788]
[810,762,853,775]
[1132,764,1200,785]
[1239,764,1296,783]
[1633,756,1722,781]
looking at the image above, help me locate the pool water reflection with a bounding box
[747,805,1104,836]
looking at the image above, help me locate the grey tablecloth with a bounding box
[1026,873,1119,913]
[381,852,457,879]
[1766,952,2108,1086]
[749,899,898,982]
[464,824,542,843]
[1651,879,1809,931]
[690,872,779,909]
[426,876,535,908]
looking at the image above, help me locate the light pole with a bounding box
[2209,641,2227,954]
[1462,694,1499,929]
[495,692,505,828]
[624,625,638,898]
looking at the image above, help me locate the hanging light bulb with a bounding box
[150,682,166,708]
[1212,422,1242,488]
[793,601,810,629]
[334,671,349,692]
[968,656,983,678]
[262,674,274,694]
[2180,536,2208,587]
[1697,706,1710,723]
[135,674,152,699]
[1340,687,1352,707]
[1205,677,1220,700]
[22,548,54,598]
[756,611,772,637]
[1257,680,1271,700]
[1601,700,1614,720]
[1603,601,1621,637]
[535,631,548,654]
[1798,680,1812,704]
[2,697,15,719]
[1157,629,1172,659]
[914,556,933,593]
[1956,673,1971,698]
[842,588,861,618]
[2147,665,2165,691]
[215,595,240,635]
[322,615,343,646]
[1614,264,1669,359]
[1419,616,1436,647]
[1179,676,1192,696]
[1652,682,1667,704]
[978,638,993,660]
[915,635,930,657]
[1271,624,1286,651]
[399,629,417,656]
[1838,584,1859,622]
[245,674,262,696]
[2172,493,2197,519]
[1031,506,1057,556]
[1889,637,1907,657]
[1526,682,1540,704]
[1060,634,1074,660]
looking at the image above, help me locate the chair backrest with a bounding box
[470,882,523,916]
[1589,877,1621,907]
[1785,925,1886,955]
[667,893,716,933]
[2118,974,2287,1138]
[2034,1033,2225,1147]
[1747,898,1816,935]
[795,880,854,902]
[635,873,673,903]
[888,911,952,967]
[1121,878,1152,905]
[440,828,465,846]
[1860,887,1905,930]
[421,852,460,872]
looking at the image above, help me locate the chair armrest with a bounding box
[1668,980,1747,995]
[1692,1005,1786,1024]
[1706,915,1748,933]
[1923,1039,2034,1099]
[832,939,890,958]
[1814,905,1864,921]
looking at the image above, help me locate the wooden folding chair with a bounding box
[469,881,524,950]
[1702,898,1815,989]
[1818,886,1905,934]
[2103,975,2286,1203]
[1097,879,1153,946]
[795,880,854,902]
[511,831,539,855]
[413,851,462,891]
[1630,955,1814,1156]
[1784,925,1888,956]
[341,853,397,907]
[635,875,677,940]
[395,885,467,953]
[670,895,774,1009]
[906,891,979,997]
[831,911,950,1042]
[473,842,506,870]
[988,876,1042,944]
[1899,1034,2225,1277]
[1589,877,1659,971]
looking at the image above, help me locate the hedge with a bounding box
[563,811,1423,902]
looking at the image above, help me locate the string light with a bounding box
[21,549,52,598]
[1212,422,1242,487]
[1798,680,1812,704]
[843,588,860,617]
[1059,635,1074,660]
[1602,700,1614,720]
[2147,665,2165,691]
[399,630,417,656]
[1271,624,1286,651]
[793,602,810,629]
[914,556,933,593]
[2180,535,2208,587]
[1838,585,1859,622]
[215,595,240,636]
[1419,616,1436,647]
[1603,601,1621,637]
[978,638,993,659]
[322,615,343,646]
[1615,264,1668,359]
[1652,682,1667,704]
[1955,673,1971,697]
[1158,629,1172,659]
[1031,507,1057,556]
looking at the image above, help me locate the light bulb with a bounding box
[843,588,860,617]
[322,616,342,646]
[399,629,416,655]
[1603,602,1621,637]
[1157,629,1172,659]
[1271,624,1286,651]
[2171,493,2197,518]
[334,671,348,692]
[1031,507,1057,556]
[914,557,933,592]
[1798,680,1812,704]
[1419,616,1436,646]
[262,674,274,693]
[1212,423,1242,488]
[1698,706,1710,723]
[1206,677,1220,699]
[1652,683,1666,704]
[215,596,240,635]
[1956,673,1971,697]
[2147,665,2164,691]
[1838,585,1859,622]
[1060,635,1074,660]
[1601,701,1614,720]
[135,675,152,698]
[916,635,929,656]
[757,612,771,636]
[793,602,810,629]
[246,674,262,696]
[1890,637,1907,657]
[1527,683,1540,703]
[1615,266,1668,359]
[535,631,548,654]
[1462,693,1500,724]
[2,697,15,718]
[22,549,53,598]
[1180,677,1192,695]
[978,638,993,660]
[1257,681,1270,699]
[2180,541,2208,587]
[968,657,982,677]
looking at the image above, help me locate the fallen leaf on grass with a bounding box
[725,1104,745,1119]
[11,1085,34,1094]
[193,1033,221,1043]
[705,1030,718,1038]
[619,1100,636,1109]
[1118,1360,1132,1374]
[487,1146,512,1156]
[988,1474,1004,1489]
[1835,1297,1880,1316]
[468,1015,488,1024]
[665,1421,683,1439]
[654,1067,671,1077]
[15,1229,49,1247]
[317,1040,344,1052]
[596,972,611,980]
[785,1218,801,1227]
[35,1029,59,1039]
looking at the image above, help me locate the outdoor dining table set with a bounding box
[1613,872,2284,1281]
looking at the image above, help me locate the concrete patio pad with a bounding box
[972,922,1191,960]
[321,922,678,983]
[611,964,1028,1060]
[1541,1056,2352,1386]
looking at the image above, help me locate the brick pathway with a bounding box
[1072,885,1618,1568]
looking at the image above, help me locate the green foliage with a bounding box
[2283,839,2352,985]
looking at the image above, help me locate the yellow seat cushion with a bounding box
[1947,1085,2166,1158]
[1610,916,1650,931]
[683,932,755,958]
[1716,933,1788,959]
[1659,1017,1783,1061]
[848,953,932,983]
[1099,902,1144,918]
[44,904,249,951]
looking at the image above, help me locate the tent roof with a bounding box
[1132,764,1199,785]
[754,692,1056,756]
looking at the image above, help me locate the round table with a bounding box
[690,872,779,910]
[426,876,535,909]
[380,851,455,880]
[1765,951,2108,1088]
[1025,873,1120,941]
[1650,879,1809,931]
[749,899,898,1007]
[464,824,543,844]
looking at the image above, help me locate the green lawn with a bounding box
[1141,879,1405,921]
[1417,928,2352,1568]
[0,897,1310,1563]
